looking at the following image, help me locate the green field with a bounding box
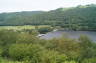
[0,25,51,30]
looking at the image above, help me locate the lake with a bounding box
[40,31,96,42]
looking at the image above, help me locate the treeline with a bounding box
[0,4,96,30]
[0,30,96,63]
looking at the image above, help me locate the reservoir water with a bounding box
[40,31,96,42]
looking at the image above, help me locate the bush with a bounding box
[0,30,18,57]
[9,44,45,61]
[82,58,96,63]
[47,38,81,59]
[78,35,95,60]
[9,43,68,63]
[0,48,3,56]
[41,50,67,63]
[63,60,78,63]
[38,27,53,34]
[16,32,39,44]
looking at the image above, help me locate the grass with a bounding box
[0,25,51,31]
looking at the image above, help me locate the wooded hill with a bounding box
[0,4,96,31]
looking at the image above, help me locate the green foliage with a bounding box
[49,38,81,59]
[41,50,67,63]
[0,48,3,56]
[82,58,96,63]
[0,57,22,63]
[0,30,18,57]
[38,27,53,34]
[9,44,45,61]
[79,35,94,59]
[0,4,96,30]
[0,30,95,63]
[0,30,18,46]
[16,32,38,44]
[9,43,68,63]
[63,60,78,63]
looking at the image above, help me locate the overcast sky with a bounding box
[0,0,96,13]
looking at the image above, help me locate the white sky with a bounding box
[0,0,96,13]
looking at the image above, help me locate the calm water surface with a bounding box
[40,31,96,42]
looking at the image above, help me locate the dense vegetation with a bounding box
[0,4,96,31]
[0,4,96,63]
[0,29,96,63]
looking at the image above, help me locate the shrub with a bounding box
[63,60,78,63]
[38,27,53,34]
[82,58,96,63]
[0,48,3,56]
[16,33,38,44]
[78,35,95,60]
[0,30,18,57]
[9,44,45,61]
[47,38,81,59]
[41,50,67,63]
[9,43,68,63]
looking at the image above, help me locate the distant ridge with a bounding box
[0,4,96,30]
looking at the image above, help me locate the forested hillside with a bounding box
[0,11,45,25]
[0,4,96,30]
